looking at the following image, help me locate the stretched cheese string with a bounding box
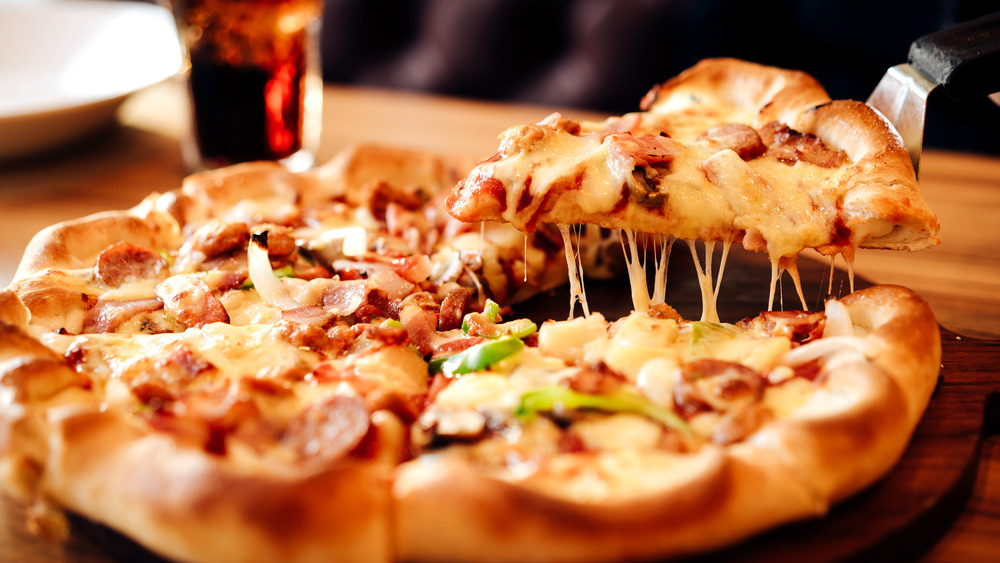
[619,228,651,313]
[523,231,528,283]
[843,247,857,293]
[785,258,809,310]
[573,225,591,313]
[714,240,732,300]
[767,260,780,312]
[686,240,720,323]
[559,224,591,319]
[650,234,674,305]
[766,255,809,312]
[825,248,857,297]
[827,254,837,295]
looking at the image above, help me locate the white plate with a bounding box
[0,0,183,161]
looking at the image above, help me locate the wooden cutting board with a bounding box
[2,247,996,563]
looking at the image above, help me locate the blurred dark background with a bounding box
[320,0,1000,155]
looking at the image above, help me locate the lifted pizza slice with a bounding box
[446,59,940,319]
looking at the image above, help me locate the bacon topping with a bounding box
[674,359,764,416]
[738,310,826,344]
[391,254,434,284]
[565,363,628,395]
[429,337,485,361]
[606,133,681,168]
[270,316,331,351]
[760,121,847,168]
[282,394,370,464]
[438,287,475,331]
[353,288,397,323]
[321,281,369,317]
[154,275,229,328]
[695,123,767,160]
[94,242,167,288]
[259,225,297,258]
[189,220,250,258]
[81,298,164,333]
[398,294,440,356]
[367,324,409,347]
[202,270,248,292]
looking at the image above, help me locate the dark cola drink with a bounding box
[167,0,322,171]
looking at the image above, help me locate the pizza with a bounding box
[0,59,942,563]
[447,58,940,321]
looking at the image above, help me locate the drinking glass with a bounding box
[164,0,323,172]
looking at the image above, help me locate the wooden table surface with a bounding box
[1,80,998,561]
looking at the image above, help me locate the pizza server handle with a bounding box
[867,10,1000,177]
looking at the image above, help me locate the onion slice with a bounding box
[248,235,300,310]
[822,298,854,338]
[780,335,869,367]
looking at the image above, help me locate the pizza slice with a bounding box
[446,58,940,320]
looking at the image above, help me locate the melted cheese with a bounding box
[559,225,590,319]
[620,229,650,313]
[650,235,674,305]
[489,110,864,319]
[686,240,721,323]
[490,126,632,230]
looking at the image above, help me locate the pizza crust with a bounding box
[393,285,940,562]
[640,57,832,127]
[793,101,938,251]
[394,444,826,563]
[41,407,400,563]
[13,206,183,283]
[447,58,940,255]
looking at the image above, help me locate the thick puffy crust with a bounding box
[839,284,942,421]
[41,408,399,563]
[640,57,832,128]
[745,285,940,504]
[797,101,939,251]
[394,286,941,563]
[447,58,939,254]
[312,143,479,206]
[13,206,183,282]
[646,59,939,249]
[395,446,823,563]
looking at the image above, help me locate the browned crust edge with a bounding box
[42,408,396,563]
[394,285,941,563]
[447,58,940,251]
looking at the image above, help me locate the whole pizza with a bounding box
[0,59,942,563]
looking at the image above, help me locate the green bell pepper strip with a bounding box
[461,299,500,333]
[429,337,525,377]
[515,385,691,435]
[239,265,295,290]
[461,299,536,339]
[464,316,537,339]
